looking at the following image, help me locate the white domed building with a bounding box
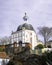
[11,13,38,50]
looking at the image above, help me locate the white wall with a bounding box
[11,30,38,50]
[0,59,9,65]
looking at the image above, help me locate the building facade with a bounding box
[11,13,38,50]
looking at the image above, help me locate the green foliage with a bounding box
[45,51,52,61]
[36,44,44,49]
[7,46,52,65]
[0,47,3,52]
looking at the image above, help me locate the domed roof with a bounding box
[17,23,34,31]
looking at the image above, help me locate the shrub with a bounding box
[35,44,44,49]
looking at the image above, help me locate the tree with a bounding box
[35,44,44,49]
[0,36,11,45]
[38,27,52,47]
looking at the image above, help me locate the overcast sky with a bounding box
[0,0,52,39]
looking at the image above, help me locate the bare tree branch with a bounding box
[38,26,52,47]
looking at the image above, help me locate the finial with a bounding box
[25,12,26,16]
[23,12,28,21]
[12,31,13,34]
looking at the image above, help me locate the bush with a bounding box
[0,48,3,52]
[35,44,44,49]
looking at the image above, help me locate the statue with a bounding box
[23,12,28,21]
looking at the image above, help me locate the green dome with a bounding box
[17,23,34,31]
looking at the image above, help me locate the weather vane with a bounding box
[23,12,28,21]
